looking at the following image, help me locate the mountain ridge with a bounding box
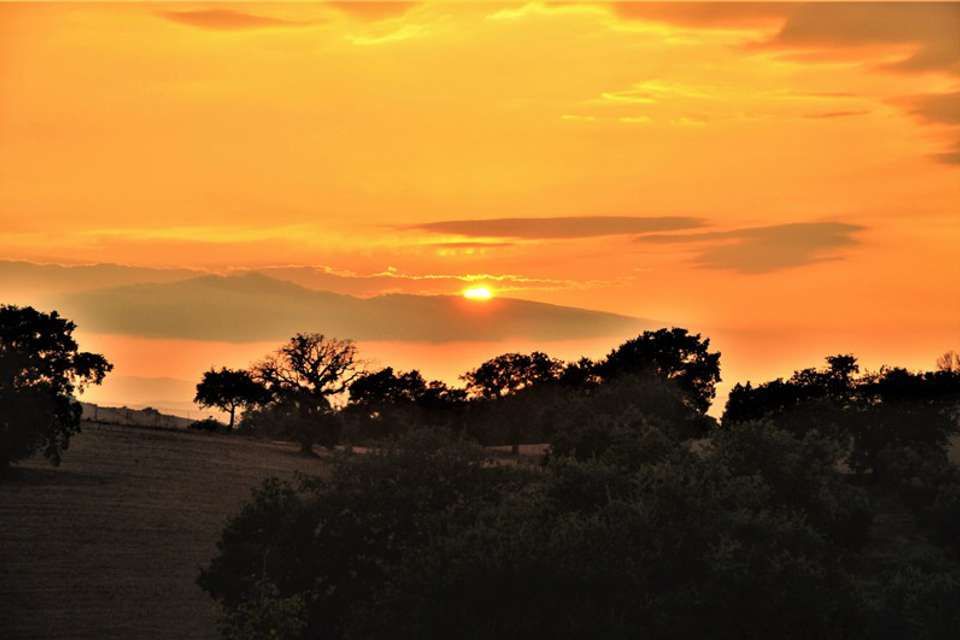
[56,272,650,343]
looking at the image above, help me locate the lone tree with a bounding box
[598,328,721,415]
[0,305,112,469]
[253,334,361,453]
[195,367,268,430]
[462,351,563,400]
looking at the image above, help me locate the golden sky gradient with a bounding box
[1,2,958,412]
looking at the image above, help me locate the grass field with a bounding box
[0,422,328,639]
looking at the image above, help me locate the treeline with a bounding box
[195,328,720,452]
[195,329,960,640]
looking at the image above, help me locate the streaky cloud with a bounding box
[410,216,705,239]
[897,91,960,166]
[803,110,870,120]
[900,91,960,127]
[610,2,794,28]
[636,222,865,274]
[610,3,959,76]
[328,2,417,21]
[159,9,304,31]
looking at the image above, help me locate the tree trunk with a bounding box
[228,405,236,430]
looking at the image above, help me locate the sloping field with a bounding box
[0,422,328,639]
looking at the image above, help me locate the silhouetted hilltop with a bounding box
[0,260,202,301]
[80,402,195,430]
[57,273,650,342]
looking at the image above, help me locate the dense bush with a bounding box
[190,418,224,433]
[200,338,960,640]
[724,357,960,485]
[200,421,888,640]
[343,422,870,640]
[199,430,535,638]
[219,579,309,640]
[922,479,960,557]
[858,551,960,640]
[546,374,709,460]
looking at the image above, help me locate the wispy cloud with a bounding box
[409,216,705,239]
[760,3,960,76]
[347,23,426,46]
[803,110,870,120]
[900,92,960,127]
[328,2,417,22]
[636,222,865,274]
[897,91,960,165]
[609,3,959,76]
[933,141,960,165]
[609,2,793,29]
[253,264,582,297]
[159,9,305,31]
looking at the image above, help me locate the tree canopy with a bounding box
[252,334,361,452]
[0,305,112,468]
[195,368,268,429]
[597,328,721,414]
[461,351,562,400]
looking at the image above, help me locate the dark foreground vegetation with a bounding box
[3,304,960,639]
[195,332,960,640]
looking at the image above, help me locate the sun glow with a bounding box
[462,286,493,301]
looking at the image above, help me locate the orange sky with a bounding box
[1,2,958,413]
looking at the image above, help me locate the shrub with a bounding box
[190,418,224,433]
[922,478,960,557]
[546,374,706,461]
[199,430,534,639]
[358,447,859,640]
[712,420,873,548]
[220,579,309,640]
[858,551,960,640]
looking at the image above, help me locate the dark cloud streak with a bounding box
[328,2,417,21]
[159,9,304,31]
[636,222,865,274]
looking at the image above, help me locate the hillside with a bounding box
[57,273,649,342]
[80,402,196,430]
[0,423,328,639]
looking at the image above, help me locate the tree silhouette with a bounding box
[348,367,428,417]
[597,328,721,414]
[461,352,562,454]
[347,369,468,438]
[938,350,960,373]
[462,351,562,400]
[0,305,112,468]
[194,367,268,430]
[724,354,960,482]
[724,354,860,424]
[558,357,602,390]
[252,334,360,453]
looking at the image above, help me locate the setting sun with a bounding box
[463,286,493,301]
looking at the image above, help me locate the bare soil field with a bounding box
[0,422,328,639]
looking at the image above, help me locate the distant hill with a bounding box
[56,273,651,343]
[79,375,202,419]
[80,402,196,430]
[0,260,201,303]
